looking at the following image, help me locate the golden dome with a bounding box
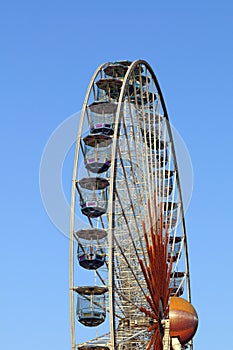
[169,297,198,345]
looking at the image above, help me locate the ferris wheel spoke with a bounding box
[139,197,175,319]
[117,328,149,346]
[113,234,147,298]
[128,76,152,207]
[114,285,146,317]
[118,106,150,225]
[95,269,108,284]
[114,188,148,266]
[145,328,159,350]
[133,78,154,208]
[113,253,141,314]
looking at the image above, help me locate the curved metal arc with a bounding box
[163,121,191,301]
[109,60,191,349]
[69,61,112,350]
[134,60,191,303]
[107,60,159,348]
[107,61,142,349]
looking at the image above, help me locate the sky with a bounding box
[1,1,233,349]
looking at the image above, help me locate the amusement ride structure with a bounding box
[69,60,198,350]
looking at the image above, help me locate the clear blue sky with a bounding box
[1,1,233,349]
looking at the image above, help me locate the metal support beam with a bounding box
[162,319,170,350]
[171,337,182,350]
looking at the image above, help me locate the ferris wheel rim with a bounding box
[106,58,191,293]
[69,61,112,350]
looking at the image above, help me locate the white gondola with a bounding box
[76,177,109,218]
[75,286,108,327]
[83,134,112,174]
[74,229,107,270]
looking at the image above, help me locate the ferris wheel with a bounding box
[69,60,198,350]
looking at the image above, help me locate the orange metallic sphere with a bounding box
[169,297,198,345]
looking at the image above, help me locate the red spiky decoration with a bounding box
[139,194,173,350]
